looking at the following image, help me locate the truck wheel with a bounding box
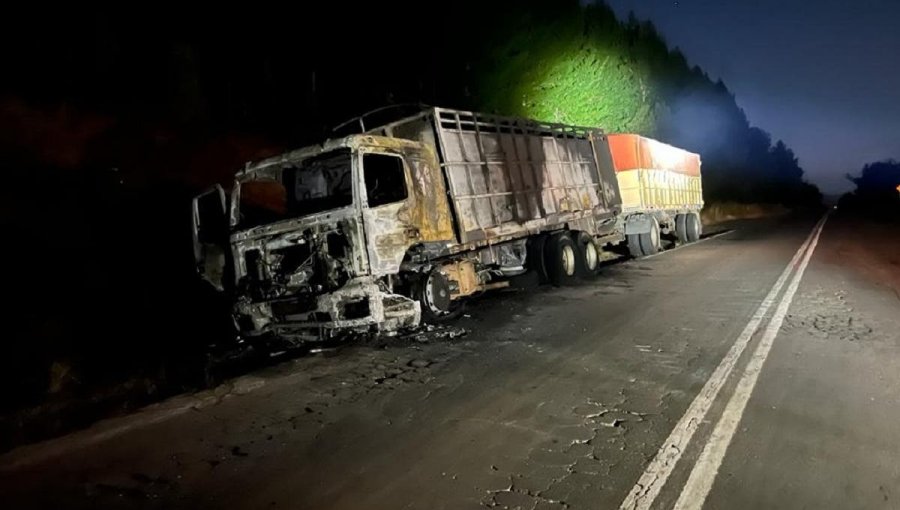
[685,213,702,243]
[627,234,644,258]
[575,232,600,277]
[414,270,464,323]
[638,217,661,256]
[675,214,689,244]
[526,234,550,284]
[545,232,577,286]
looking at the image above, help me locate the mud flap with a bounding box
[624,214,654,235]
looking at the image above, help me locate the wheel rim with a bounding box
[584,240,598,271]
[423,273,451,315]
[562,245,576,276]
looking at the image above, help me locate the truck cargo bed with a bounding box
[373,108,623,245]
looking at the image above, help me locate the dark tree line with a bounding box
[2,2,819,204]
[488,3,818,207]
[839,160,900,218]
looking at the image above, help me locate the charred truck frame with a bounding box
[192,107,703,344]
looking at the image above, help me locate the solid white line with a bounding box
[619,217,825,510]
[673,215,828,510]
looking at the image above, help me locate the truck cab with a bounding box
[192,135,454,343]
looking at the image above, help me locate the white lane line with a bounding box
[619,217,826,510]
[640,230,734,261]
[673,215,828,510]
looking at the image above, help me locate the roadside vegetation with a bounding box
[700,203,789,226]
[839,160,900,222]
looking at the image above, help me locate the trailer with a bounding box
[191,107,703,344]
[607,133,704,256]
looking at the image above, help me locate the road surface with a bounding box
[1,212,899,509]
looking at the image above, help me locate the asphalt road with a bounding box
[2,212,898,510]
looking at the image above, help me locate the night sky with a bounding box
[605,0,900,195]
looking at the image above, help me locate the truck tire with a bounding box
[526,234,550,284]
[638,217,661,256]
[575,232,600,277]
[685,213,702,243]
[545,232,577,286]
[675,214,689,244]
[413,270,464,323]
[627,234,644,258]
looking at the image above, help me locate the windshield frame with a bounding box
[231,148,360,232]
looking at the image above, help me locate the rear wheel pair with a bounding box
[543,232,600,285]
[627,217,662,258]
[675,213,702,244]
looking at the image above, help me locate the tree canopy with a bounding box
[840,160,900,215]
[466,1,820,206]
[1,1,820,206]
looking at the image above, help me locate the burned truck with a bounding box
[192,107,702,344]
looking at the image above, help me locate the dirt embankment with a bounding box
[701,202,789,225]
[821,213,900,299]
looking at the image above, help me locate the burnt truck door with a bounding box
[360,149,416,276]
[191,185,231,291]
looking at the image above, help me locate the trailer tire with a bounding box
[638,217,661,256]
[575,232,600,277]
[546,232,578,286]
[627,234,644,258]
[685,213,702,243]
[413,270,464,323]
[675,214,689,244]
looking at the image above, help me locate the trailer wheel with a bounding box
[627,234,644,258]
[685,213,702,243]
[638,217,661,256]
[413,270,464,323]
[675,214,689,244]
[575,232,600,277]
[545,232,577,286]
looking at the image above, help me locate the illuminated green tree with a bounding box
[473,3,661,134]
[465,1,819,206]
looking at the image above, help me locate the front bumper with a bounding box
[234,277,421,341]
